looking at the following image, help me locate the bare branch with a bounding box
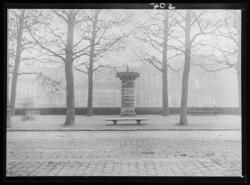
[52,10,68,22]
[168,45,185,53]
[27,58,61,64]
[74,66,88,75]
[74,16,88,24]
[149,13,163,23]
[191,11,206,26]
[74,61,89,72]
[145,29,163,53]
[93,64,117,72]
[73,45,91,56]
[73,37,87,48]
[21,54,43,61]
[94,36,124,57]
[193,42,237,55]
[174,11,185,21]
[146,58,162,72]
[173,17,185,30]
[26,22,65,62]
[133,51,162,72]
[73,51,90,60]
[190,11,213,45]
[95,24,110,45]
[47,26,67,47]
[171,35,185,47]
[196,63,233,72]
[213,38,234,66]
[167,52,183,61]
[224,18,238,45]
[167,64,181,73]
[190,32,205,45]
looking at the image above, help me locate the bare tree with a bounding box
[195,10,241,109]
[74,10,134,116]
[179,10,191,125]
[26,9,89,125]
[63,10,76,125]
[8,9,51,117]
[134,10,183,116]
[175,10,215,125]
[9,10,26,116]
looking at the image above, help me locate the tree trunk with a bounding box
[7,33,11,127]
[7,62,11,127]
[87,11,99,116]
[64,10,75,125]
[9,10,25,116]
[237,11,241,112]
[162,10,169,116]
[7,96,11,128]
[87,69,93,116]
[179,10,191,125]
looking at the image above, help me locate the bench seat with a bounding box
[105,117,149,124]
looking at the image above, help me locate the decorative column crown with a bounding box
[116,71,140,81]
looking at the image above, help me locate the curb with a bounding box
[7,128,241,131]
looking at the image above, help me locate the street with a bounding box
[7,130,241,176]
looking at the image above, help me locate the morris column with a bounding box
[116,68,140,116]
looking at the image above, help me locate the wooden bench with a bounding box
[23,109,40,121]
[105,117,149,125]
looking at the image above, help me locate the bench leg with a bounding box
[113,120,117,125]
[136,120,141,124]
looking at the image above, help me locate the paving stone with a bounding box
[6,131,241,176]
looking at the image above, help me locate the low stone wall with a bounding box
[14,107,241,115]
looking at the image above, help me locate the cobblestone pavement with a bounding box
[6,131,241,176]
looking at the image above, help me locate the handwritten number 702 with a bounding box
[150,3,176,10]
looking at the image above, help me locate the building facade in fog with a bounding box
[10,62,239,108]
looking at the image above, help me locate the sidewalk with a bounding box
[7,114,241,131]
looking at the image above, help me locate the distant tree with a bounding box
[195,10,241,109]
[74,10,135,116]
[8,9,51,117]
[134,10,182,116]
